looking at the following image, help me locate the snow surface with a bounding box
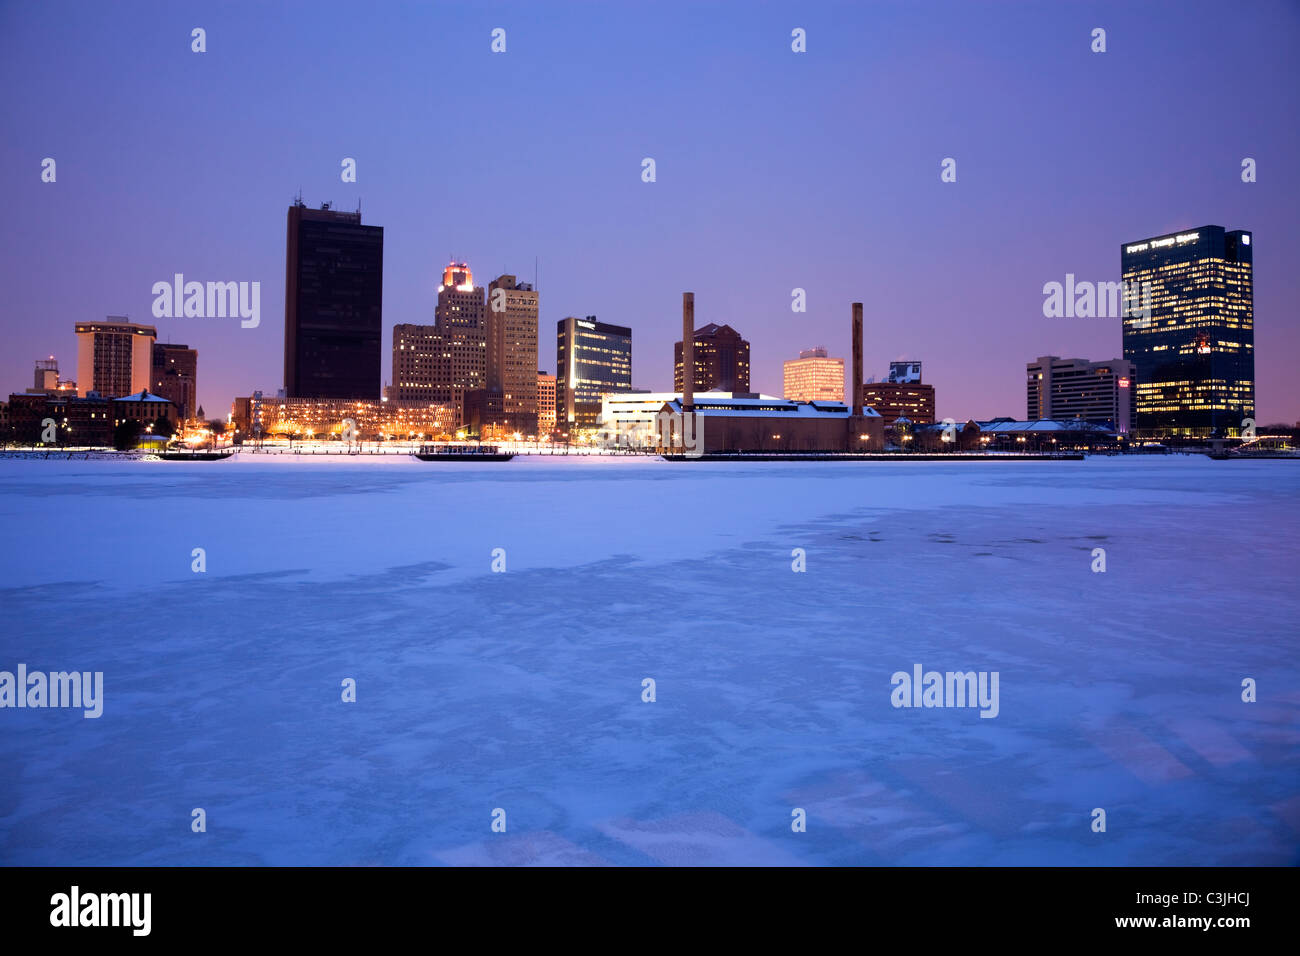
[0,454,1296,866]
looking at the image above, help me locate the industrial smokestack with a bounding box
[851,302,863,418]
[682,292,695,411]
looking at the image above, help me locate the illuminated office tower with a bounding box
[556,316,632,430]
[783,347,844,402]
[435,262,487,415]
[392,262,486,425]
[1121,226,1253,437]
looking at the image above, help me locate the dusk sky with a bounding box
[3,0,1297,421]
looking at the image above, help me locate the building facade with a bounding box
[151,343,198,421]
[674,323,750,393]
[1121,225,1253,437]
[75,318,156,398]
[783,348,844,402]
[1027,355,1134,432]
[657,396,884,454]
[6,392,113,446]
[860,383,936,424]
[557,316,632,430]
[434,262,487,404]
[486,274,539,435]
[391,262,487,426]
[537,371,557,437]
[283,200,383,399]
[231,394,455,441]
[112,390,178,430]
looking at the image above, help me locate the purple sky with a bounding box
[4,0,1297,422]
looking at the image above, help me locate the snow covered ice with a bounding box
[0,454,1296,865]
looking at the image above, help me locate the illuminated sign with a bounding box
[1125,232,1200,254]
[1119,378,1130,388]
[1242,234,1251,245]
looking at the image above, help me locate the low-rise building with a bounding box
[113,390,178,430]
[656,395,883,454]
[910,417,1118,452]
[231,394,456,441]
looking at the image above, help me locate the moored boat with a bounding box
[413,443,514,461]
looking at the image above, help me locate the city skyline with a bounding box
[1,0,1297,894]
[5,1,1296,423]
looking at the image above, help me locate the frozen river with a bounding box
[0,454,1296,865]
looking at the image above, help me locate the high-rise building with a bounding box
[537,370,556,437]
[783,347,844,401]
[1121,226,1253,437]
[557,316,632,430]
[390,262,486,426]
[392,324,445,403]
[1027,356,1134,432]
[674,323,749,393]
[435,262,487,401]
[75,318,156,398]
[283,199,383,399]
[151,343,198,421]
[486,274,539,435]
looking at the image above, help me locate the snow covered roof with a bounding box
[913,419,1112,433]
[115,390,173,404]
[660,399,881,419]
[977,419,1110,433]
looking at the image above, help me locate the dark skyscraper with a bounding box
[674,323,750,393]
[1121,226,1253,438]
[283,199,383,399]
[557,316,632,430]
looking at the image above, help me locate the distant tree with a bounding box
[207,419,226,436]
[152,416,175,438]
[113,419,142,451]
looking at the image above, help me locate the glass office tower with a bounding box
[1121,226,1253,438]
[556,316,632,431]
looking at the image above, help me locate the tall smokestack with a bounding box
[682,292,695,411]
[851,302,863,417]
